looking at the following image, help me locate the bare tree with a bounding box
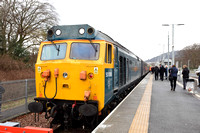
[176,44,200,69]
[0,0,58,56]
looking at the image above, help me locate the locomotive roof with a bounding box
[47,24,138,58]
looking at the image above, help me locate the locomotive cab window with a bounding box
[70,43,100,60]
[41,43,67,60]
[105,44,112,63]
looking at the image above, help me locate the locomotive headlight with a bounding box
[56,29,62,36]
[79,28,85,35]
[63,72,68,78]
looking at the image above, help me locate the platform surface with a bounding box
[93,73,200,133]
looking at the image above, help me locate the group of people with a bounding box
[150,64,191,91]
[151,65,168,81]
[169,65,190,91]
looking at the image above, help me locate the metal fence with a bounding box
[0,79,36,122]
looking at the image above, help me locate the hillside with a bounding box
[0,55,35,81]
[146,51,179,62]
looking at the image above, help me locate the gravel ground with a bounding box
[9,113,91,133]
[9,112,53,128]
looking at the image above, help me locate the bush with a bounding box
[0,54,35,81]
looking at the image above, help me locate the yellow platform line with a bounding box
[129,75,153,133]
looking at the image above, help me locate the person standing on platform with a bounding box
[169,65,178,91]
[149,66,152,73]
[196,72,200,87]
[151,66,155,74]
[196,67,200,87]
[159,65,165,81]
[165,65,168,80]
[198,74,200,87]
[154,66,159,80]
[182,65,189,90]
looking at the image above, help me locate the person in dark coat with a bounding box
[182,65,189,90]
[159,65,165,81]
[196,67,200,87]
[154,66,159,80]
[165,65,168,80]
[198,74,200,87]
[151,67,155,74]
[169,65,178,91]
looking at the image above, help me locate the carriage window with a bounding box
[105,44,112,63]
[70,43,100,60]
[41,43,67,60]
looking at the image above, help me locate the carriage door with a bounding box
[105,43,114,104]
[114,47,119,91]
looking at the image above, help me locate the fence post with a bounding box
[25,79,28,113]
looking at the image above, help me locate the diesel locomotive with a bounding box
[28,24,149,129]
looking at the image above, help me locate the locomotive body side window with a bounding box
[70,43,100,60]
[105,43,112,63]
[41,43,67,60]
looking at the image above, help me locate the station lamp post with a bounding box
[162,24,184,66]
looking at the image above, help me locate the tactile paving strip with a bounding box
[129,75,153,133]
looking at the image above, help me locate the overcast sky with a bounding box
[49,0,200,61]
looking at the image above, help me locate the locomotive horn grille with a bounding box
[87,27,94,35]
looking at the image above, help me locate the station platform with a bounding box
[92,73,200,133]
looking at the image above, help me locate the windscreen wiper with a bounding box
[51,41,60,56]
[89,39,97,53]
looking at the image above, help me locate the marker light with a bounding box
[56,29,61,36]
[40,72,44,78]
[63,72,68,78]
[48,29,53,37]
[79,28,85,35]
[87,27,94,35]
[88,73,94,79]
